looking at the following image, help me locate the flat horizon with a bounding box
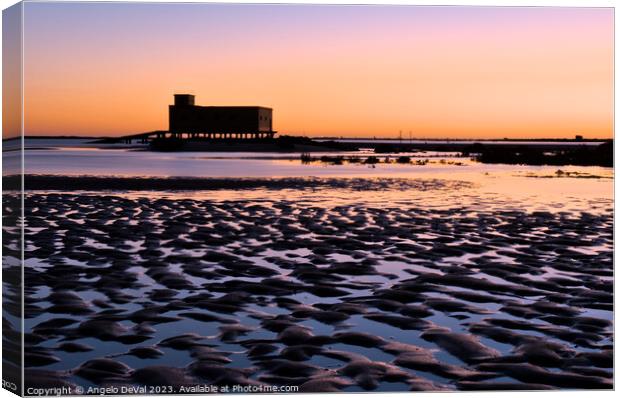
[16,134,613,141]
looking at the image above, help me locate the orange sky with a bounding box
[20,4,613,138]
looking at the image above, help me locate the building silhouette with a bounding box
[168,94,275,140]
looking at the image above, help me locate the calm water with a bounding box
[19,138,613,210]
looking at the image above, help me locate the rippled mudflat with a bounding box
[4,172,612,392]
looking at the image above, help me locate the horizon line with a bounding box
[11,134,614,142]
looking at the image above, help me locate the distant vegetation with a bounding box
[299,154,463,166]
[142,134,613,168]
[466,141,612,167]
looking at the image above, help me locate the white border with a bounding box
[0,2,616,398]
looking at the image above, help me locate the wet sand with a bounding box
[19,175,473,192]
[4,177,613,392]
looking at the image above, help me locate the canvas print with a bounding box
[2,1,614,395]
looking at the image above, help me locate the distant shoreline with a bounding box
[10,135,613,143]
[5,136,613,167]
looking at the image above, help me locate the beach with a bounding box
[0,139,611,392]
[2,155,611,392]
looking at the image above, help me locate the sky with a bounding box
[20,2,613,138]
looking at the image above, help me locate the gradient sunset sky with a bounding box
[22,3,613,138]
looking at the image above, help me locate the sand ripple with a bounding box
[3,192,612,392]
